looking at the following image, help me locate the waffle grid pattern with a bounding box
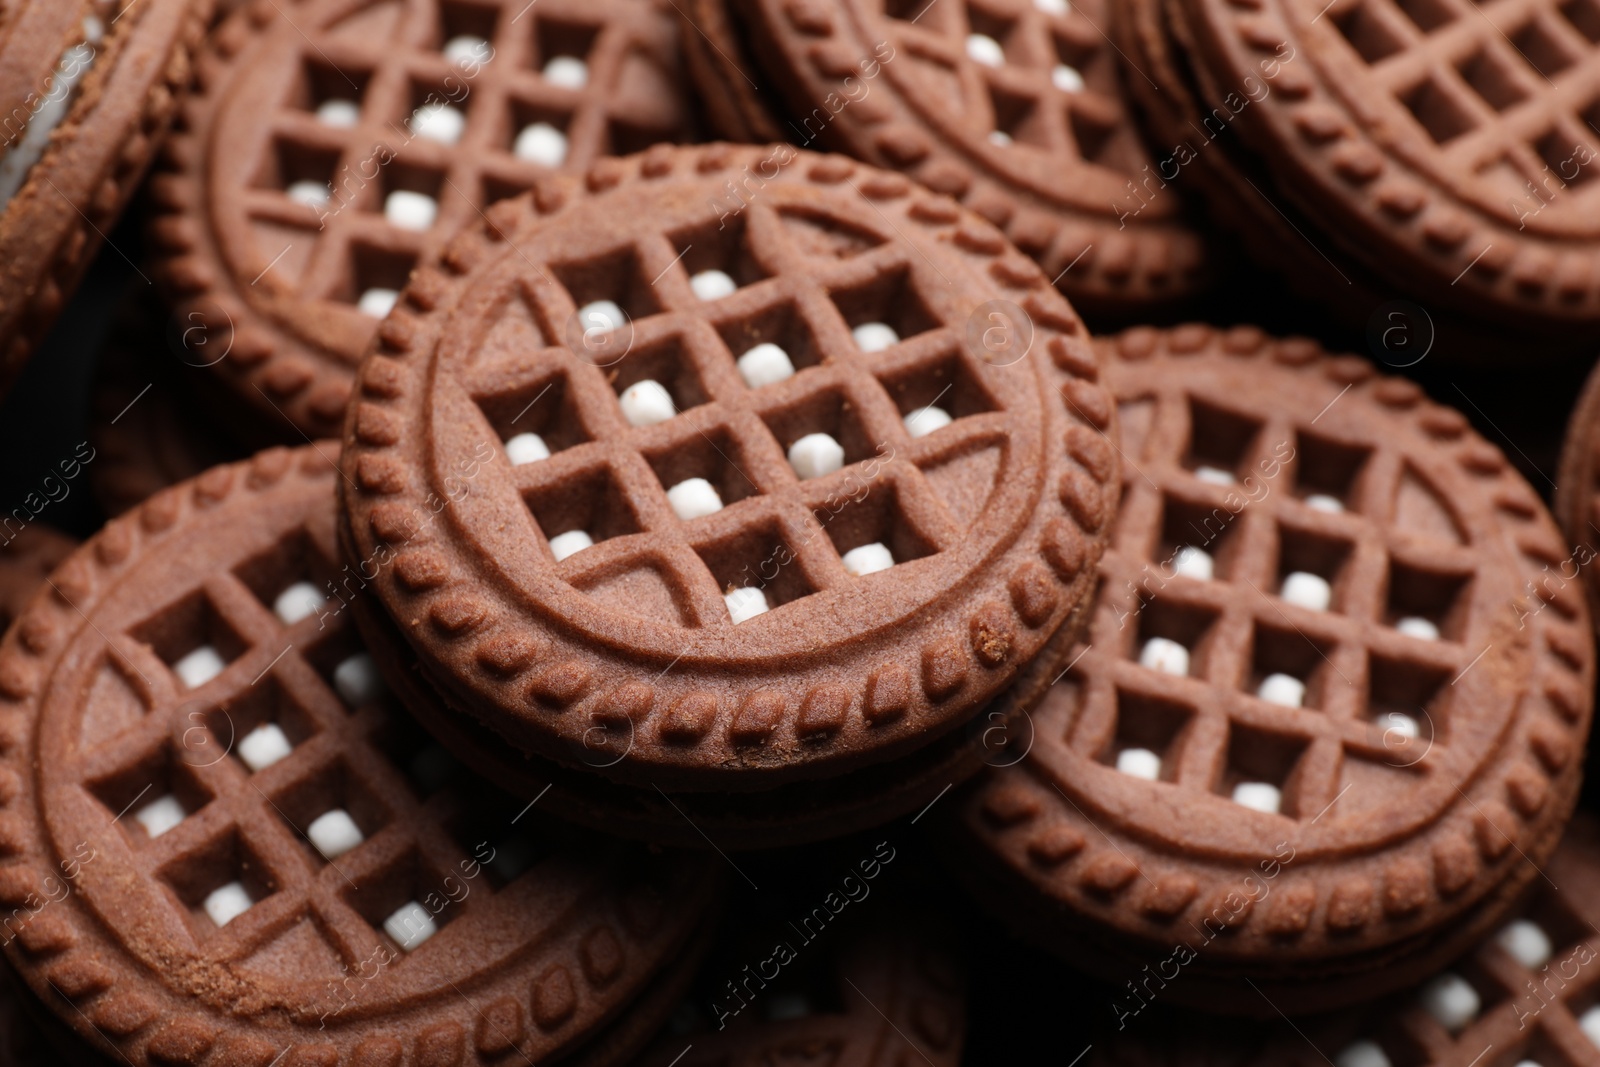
[0,450,714,1066]
[957,324,1593,962]
[466,199,1008,627]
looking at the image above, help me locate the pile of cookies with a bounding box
[3,0,1600,1062]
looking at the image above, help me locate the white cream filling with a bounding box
[0,14,109,208]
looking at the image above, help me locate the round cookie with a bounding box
[0,525,77,636]
[147,0,697,440]
[941,324,1594,1015]
[349,576,1083,849]
[339,143,1117,792]
[681,0,1209,318]
[1134,0,1600,341]
[89,296,246,518]
[0,0,209,399]
[1091,812,1600,1066]
[0,446,722,1066]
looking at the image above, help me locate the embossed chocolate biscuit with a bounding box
[679,0,1209,318]
[0,525,76,636]
[1091,812,1600,1066]
[339,143,1116,792]
[147,0,697,440]
[676,0,790,144]
[1118,0,1600,343]
[943,324,1593,1015]
[0,446,721,1066]
[0,0,209,399]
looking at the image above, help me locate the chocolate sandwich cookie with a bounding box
[0,525,76,636]
[677,0,1208,318]
[89,297,246,517]
[0,0,209,399]
[0,447,721,1066]
[1119,0,1600,343]
[339,143,1116,795]
[1092,812,1600,1067]
[942,324,1594,1015]
[633,894,966,1067]
[147,0,697,441]
[1555,361,1600,625]
[676,1,789,144]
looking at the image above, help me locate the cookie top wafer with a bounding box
[339,143,1116,791]
[1165,0,1600,334]
[0,446,720,1066]
[0,525,76,636]
[945,324,1593,1014]
[0,0,208,398]
[1092,812,1600,1066]
[717,0,1208,316]
[147,0,696,440]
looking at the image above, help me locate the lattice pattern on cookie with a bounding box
[1324,0,1600,207]
[467,199,998,627]
[879,0,1143,170]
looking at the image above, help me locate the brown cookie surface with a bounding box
[1555,360,1600,624]
[148,0,697,440]
[709,0,1209,318]
[0,524,76,635]
[942,324,1593,1015]
[1090,812,1600,1066]
[0,446,722,1066]
[339,143,1116,792]
[0,0,208,399]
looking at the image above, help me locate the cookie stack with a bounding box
[2,0,1600,1062]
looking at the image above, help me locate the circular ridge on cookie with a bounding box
[946,324,1593,1014]
[147,0,697,439]
[0,445,720,1066]
[339,142,1116,790]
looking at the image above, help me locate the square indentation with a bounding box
[643,426,763,512]
[1068,108,1119,164]
[1217,724,1310,817]
[1512,18,1579,77]
[1367,653,1450,742]
[760,389,883,473]
[294,59,372,120]
[203,676,319,775]
[1099,689,1193,783]
[476,370,592,462]
[131,591,249,690]
[1504,884,1595,965]
[438,0,499,48]
[1133,596,1220,680]
[965,4,1021,63]
[1400,76,1478,144]
[1333,1,1407,62]
[828,266,940,353]
[987,85,1050,148]
[234,528,334,627]
[1385,559,1470,640]
[718,303,824,385]
[1561,0,1600,41]
[1275,524,1354,613]
[158,829,278,933]
[530,13,602,70]
[607,336,711,417]
[1458,49,1528,112]
[1294,431,1370,512]
[572,559,696,627]
[503,97,574,168]
[377,159,446,227]
[268,760,391,864]
[1183,397,1263,484]
[552,246,662,329]
[523,465,641,559]
[815,478,939,576]
[1247,623,1334,710]
[256,138,340,201]
[876,351,997,429]
[1536,129,1600,189]
[775,205,887,260]
[668,213,769,301]
[344,848,458,952]
[1418,962,1509,1031]
[1396,0,1456,31]
[341,243,418,311]
[694,523,818,618]
[89,745,213,841]
[1157,493,1245,581]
